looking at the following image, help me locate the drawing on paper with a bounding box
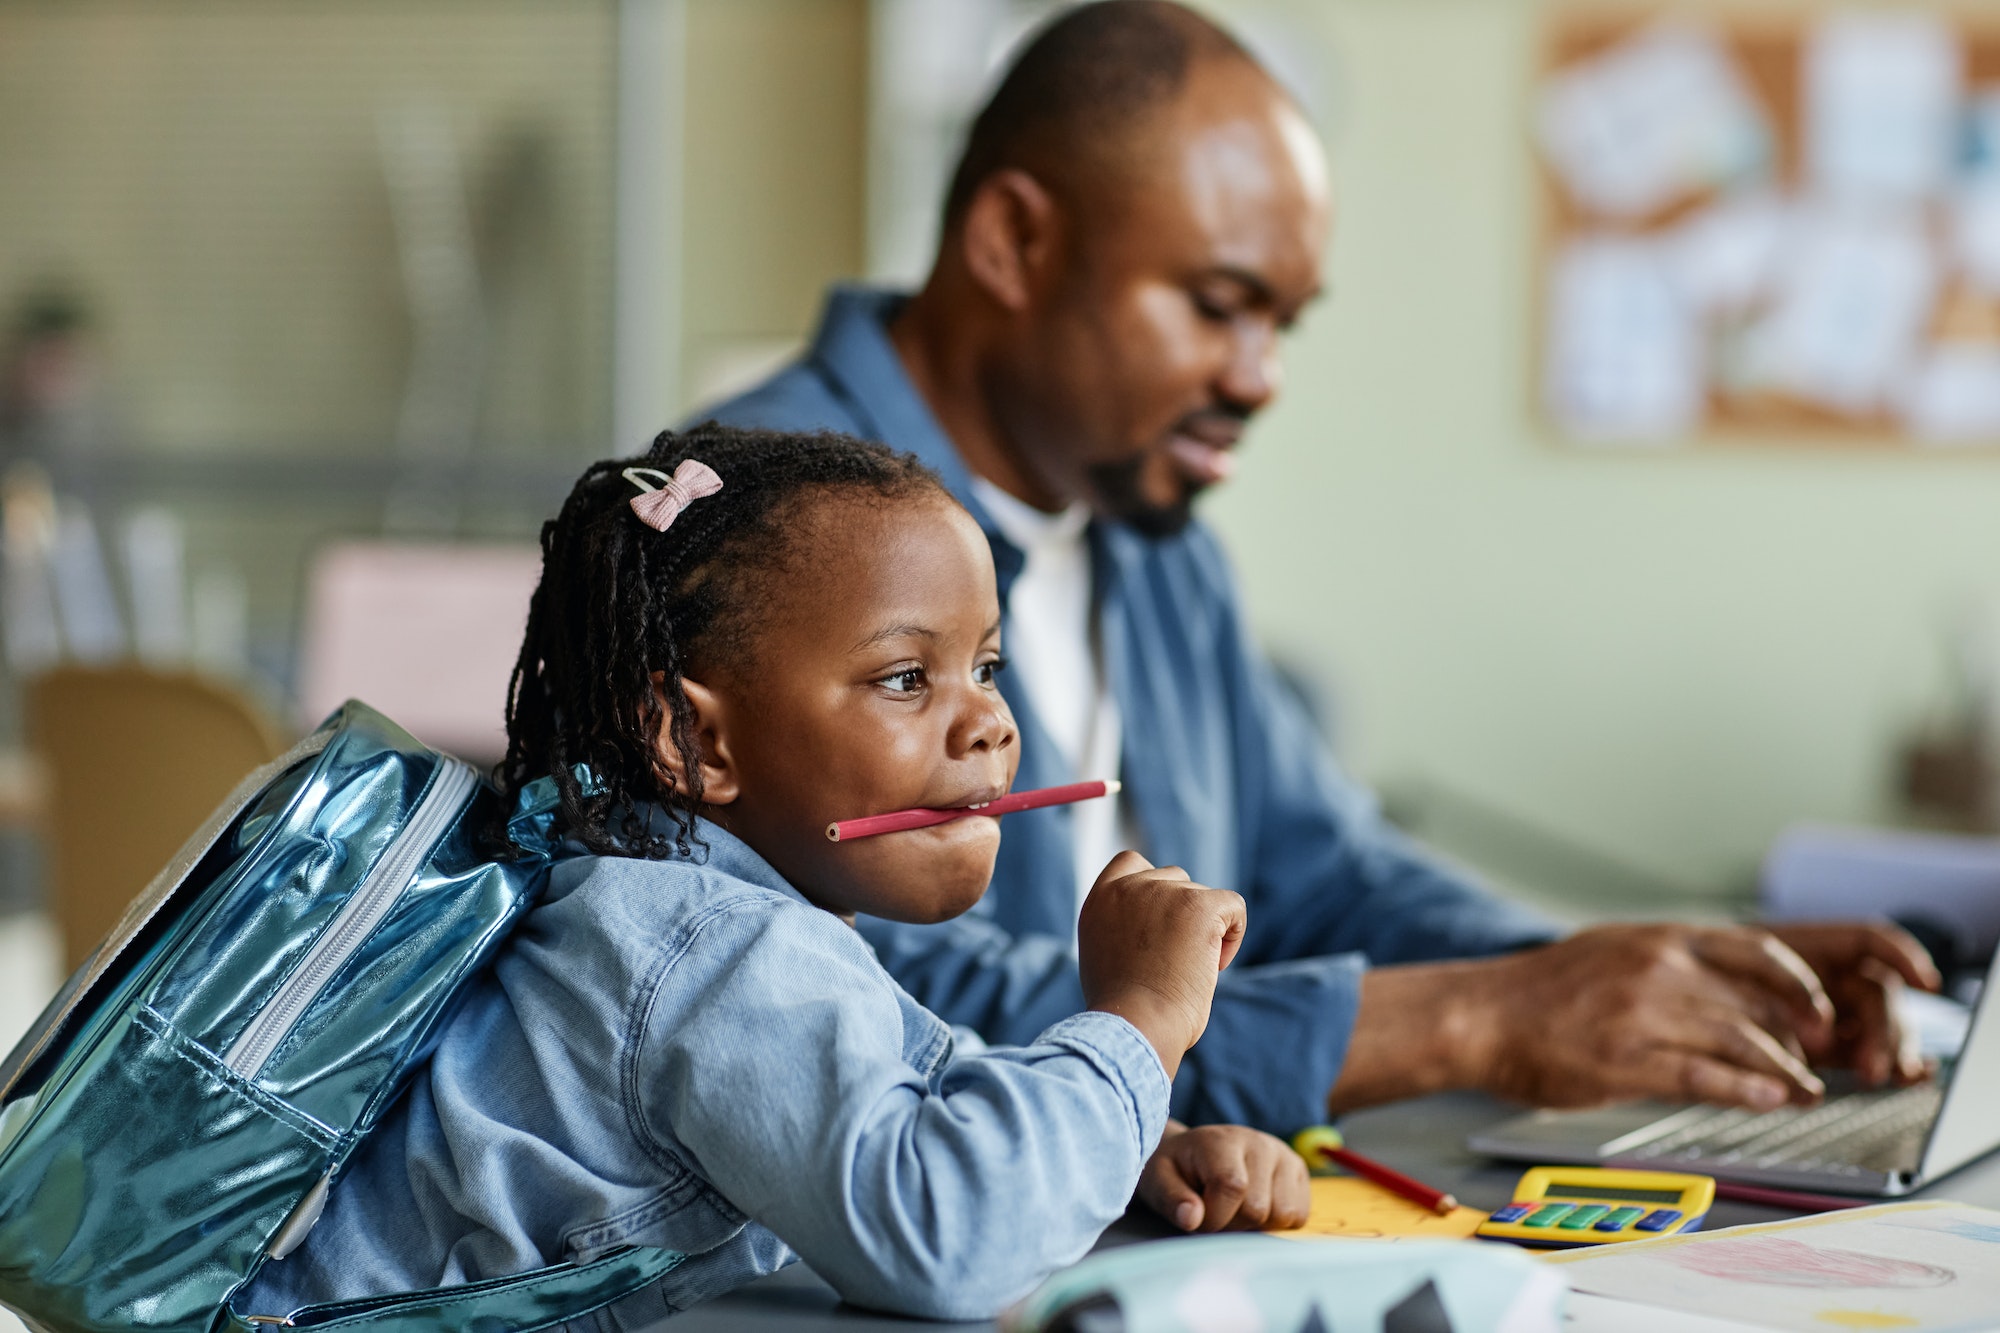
[1547,1201,2000,1332]
[1663,1235,1954,1290]
[1920,1219,2000,1246]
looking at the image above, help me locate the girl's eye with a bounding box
[974,656,1009,686]
[879,668,924,693]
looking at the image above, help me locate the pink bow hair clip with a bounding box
[623,459,723,532]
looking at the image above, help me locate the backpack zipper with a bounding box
[221,758,477,1078]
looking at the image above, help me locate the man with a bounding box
[697,0,1936,1133]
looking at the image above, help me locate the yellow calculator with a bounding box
[1474,1167,1714,1247]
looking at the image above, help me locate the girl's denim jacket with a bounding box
[248,819,1170,1326]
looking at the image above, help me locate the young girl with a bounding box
[247,425,1305,1327]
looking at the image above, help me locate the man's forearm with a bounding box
[1325,958,1498,1114]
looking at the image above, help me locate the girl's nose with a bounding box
[952,688,1016,758]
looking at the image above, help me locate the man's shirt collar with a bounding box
[806,284,1036,596]
[808,286,976,494]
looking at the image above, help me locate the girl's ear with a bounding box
[650,672,741,806]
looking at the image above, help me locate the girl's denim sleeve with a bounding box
[633,898,1170,1321]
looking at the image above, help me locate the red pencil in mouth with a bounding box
[825,780,1121,843]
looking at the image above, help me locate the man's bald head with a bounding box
[897,0,1328,535]
[942,1,1269,229]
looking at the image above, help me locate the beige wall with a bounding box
[0,2,616,454]
[680,0,869,408]
[1202,0,2000,896]
[0,0,872,452]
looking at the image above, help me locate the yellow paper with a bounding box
[1269,1176,1486,1241]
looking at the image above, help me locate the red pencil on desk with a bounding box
[1292,1126,1459,1215]
[1318,1144,1460,1216]
[826,779,1121,843]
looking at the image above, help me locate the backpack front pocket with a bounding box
[0,1006,335,1333]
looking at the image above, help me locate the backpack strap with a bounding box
[222,1245,687,1332]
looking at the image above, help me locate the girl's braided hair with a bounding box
[498,422,948,857]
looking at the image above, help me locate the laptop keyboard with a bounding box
[1622,1083,1942,1176]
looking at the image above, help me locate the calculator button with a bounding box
[1595,1206,1647,1232]
[1487,1203,1533,1224]
[1634,1209,1683,1232]
[1556,1205,1610,1229]
[1522,1204,1574,1228]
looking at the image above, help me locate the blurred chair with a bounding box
[294,542,540,766]
[27,665,287,972]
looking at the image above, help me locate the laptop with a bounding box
[1467,946,2000,1196]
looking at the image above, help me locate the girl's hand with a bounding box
[1138,1122,1311,1232]
[1078,852,1245,1079]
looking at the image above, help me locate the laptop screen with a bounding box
[1916,951,2000,1184]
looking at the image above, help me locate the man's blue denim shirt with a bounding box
[249,820,1170,1326]
[696,286,1560,1135]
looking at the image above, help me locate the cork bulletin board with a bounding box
[1535,7,2000,447]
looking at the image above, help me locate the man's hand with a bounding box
[1765,922,1940,1087]
[1079,851,1246,1079]
[1137,1121,1311,1232]
[1459,924,1837,1110]
[1329,921,1940,1115]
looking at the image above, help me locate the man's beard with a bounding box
[1083,454,1199,538]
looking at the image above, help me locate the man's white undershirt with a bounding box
[969,477,1130,919]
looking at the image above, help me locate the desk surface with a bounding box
[657,1092,2000,1333]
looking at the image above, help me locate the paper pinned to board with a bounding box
[1537,23,1770,219]
[1668,191,1790,315]
[1741,204,1938,414]
[1955,91,2000,297]
[1902,284,2000,441]
[1951,177,2000,296]
[1969,88,2000,177]
[1544,235,1704,442]
[1805,12,1963,203]
[1268,1176,1485,1242]
[1903,341,2000,441]
[1547,1201,2000,1332]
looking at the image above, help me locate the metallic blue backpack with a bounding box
[0,702,684,1332]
